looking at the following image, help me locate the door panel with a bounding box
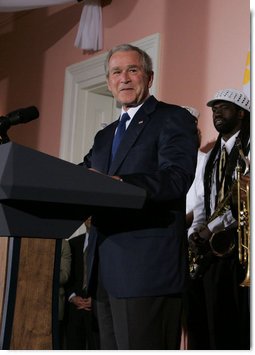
[71,90,116,165]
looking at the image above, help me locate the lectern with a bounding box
[0,142,146,349]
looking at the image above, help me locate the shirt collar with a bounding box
[121,103,143,120]
[121,94,151,119]
[221,131,240,154]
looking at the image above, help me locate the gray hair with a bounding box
[104,44,153,78]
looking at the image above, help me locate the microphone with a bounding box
[0,106,39,131]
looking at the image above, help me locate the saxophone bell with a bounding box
[209,230,235,257]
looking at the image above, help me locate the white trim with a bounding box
[60,53,108,161]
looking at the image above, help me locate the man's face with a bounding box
[107,50,153,110]
[212,101,243,136]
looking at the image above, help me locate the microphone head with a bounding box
[7,106,39,124]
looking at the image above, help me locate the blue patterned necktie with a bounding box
[111,112,131,160]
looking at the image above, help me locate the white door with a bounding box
[71,89,118,164]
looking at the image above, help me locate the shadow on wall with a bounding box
[0,3,83,148]
[103,0,138,28]
[201,140,215,154]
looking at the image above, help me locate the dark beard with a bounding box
[214,117,239,134]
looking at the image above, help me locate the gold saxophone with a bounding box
[189,138,250,286]
[236,144,250,287]
[209,138,250,286]
[189,185,236,279]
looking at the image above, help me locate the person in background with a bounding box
[65,217,100,350]
[183,106,207,228]
[58,239,71,349]
[81,43,198,349]
[180,106,206,350]
[186,88,250,349]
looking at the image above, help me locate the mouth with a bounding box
[214,118,224,126]
[120,88,133,92]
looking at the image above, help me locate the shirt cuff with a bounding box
[68,292,76,302]
[207,210,237,234]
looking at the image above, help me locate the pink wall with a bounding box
[160,0,250,149]
[0,0,250,156]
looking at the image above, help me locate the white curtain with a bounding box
[75,0,102,51]
[0,0,103,51]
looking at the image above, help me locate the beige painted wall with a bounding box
[0,0,250,156]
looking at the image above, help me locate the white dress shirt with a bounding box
[186,150,207,214]
[188,131,244,236]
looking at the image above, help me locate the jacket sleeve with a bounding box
[120,108,198,202]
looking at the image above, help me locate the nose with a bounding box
[120,71,131,83]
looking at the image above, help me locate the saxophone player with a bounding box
[185,88,250,350]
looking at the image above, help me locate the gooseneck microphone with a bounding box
[0,106,39,132]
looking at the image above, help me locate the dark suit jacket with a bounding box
[82,95,198,298]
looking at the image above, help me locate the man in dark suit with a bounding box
[81,44,198,349]
[65,217,100,350]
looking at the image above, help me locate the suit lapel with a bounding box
[108,96,158,175]
[95,121,118,174]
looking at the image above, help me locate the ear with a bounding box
[148,71,154,89]
[239,109,246,120]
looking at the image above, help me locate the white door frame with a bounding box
[59,33,161,162]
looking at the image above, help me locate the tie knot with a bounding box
[121,112,131,124]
